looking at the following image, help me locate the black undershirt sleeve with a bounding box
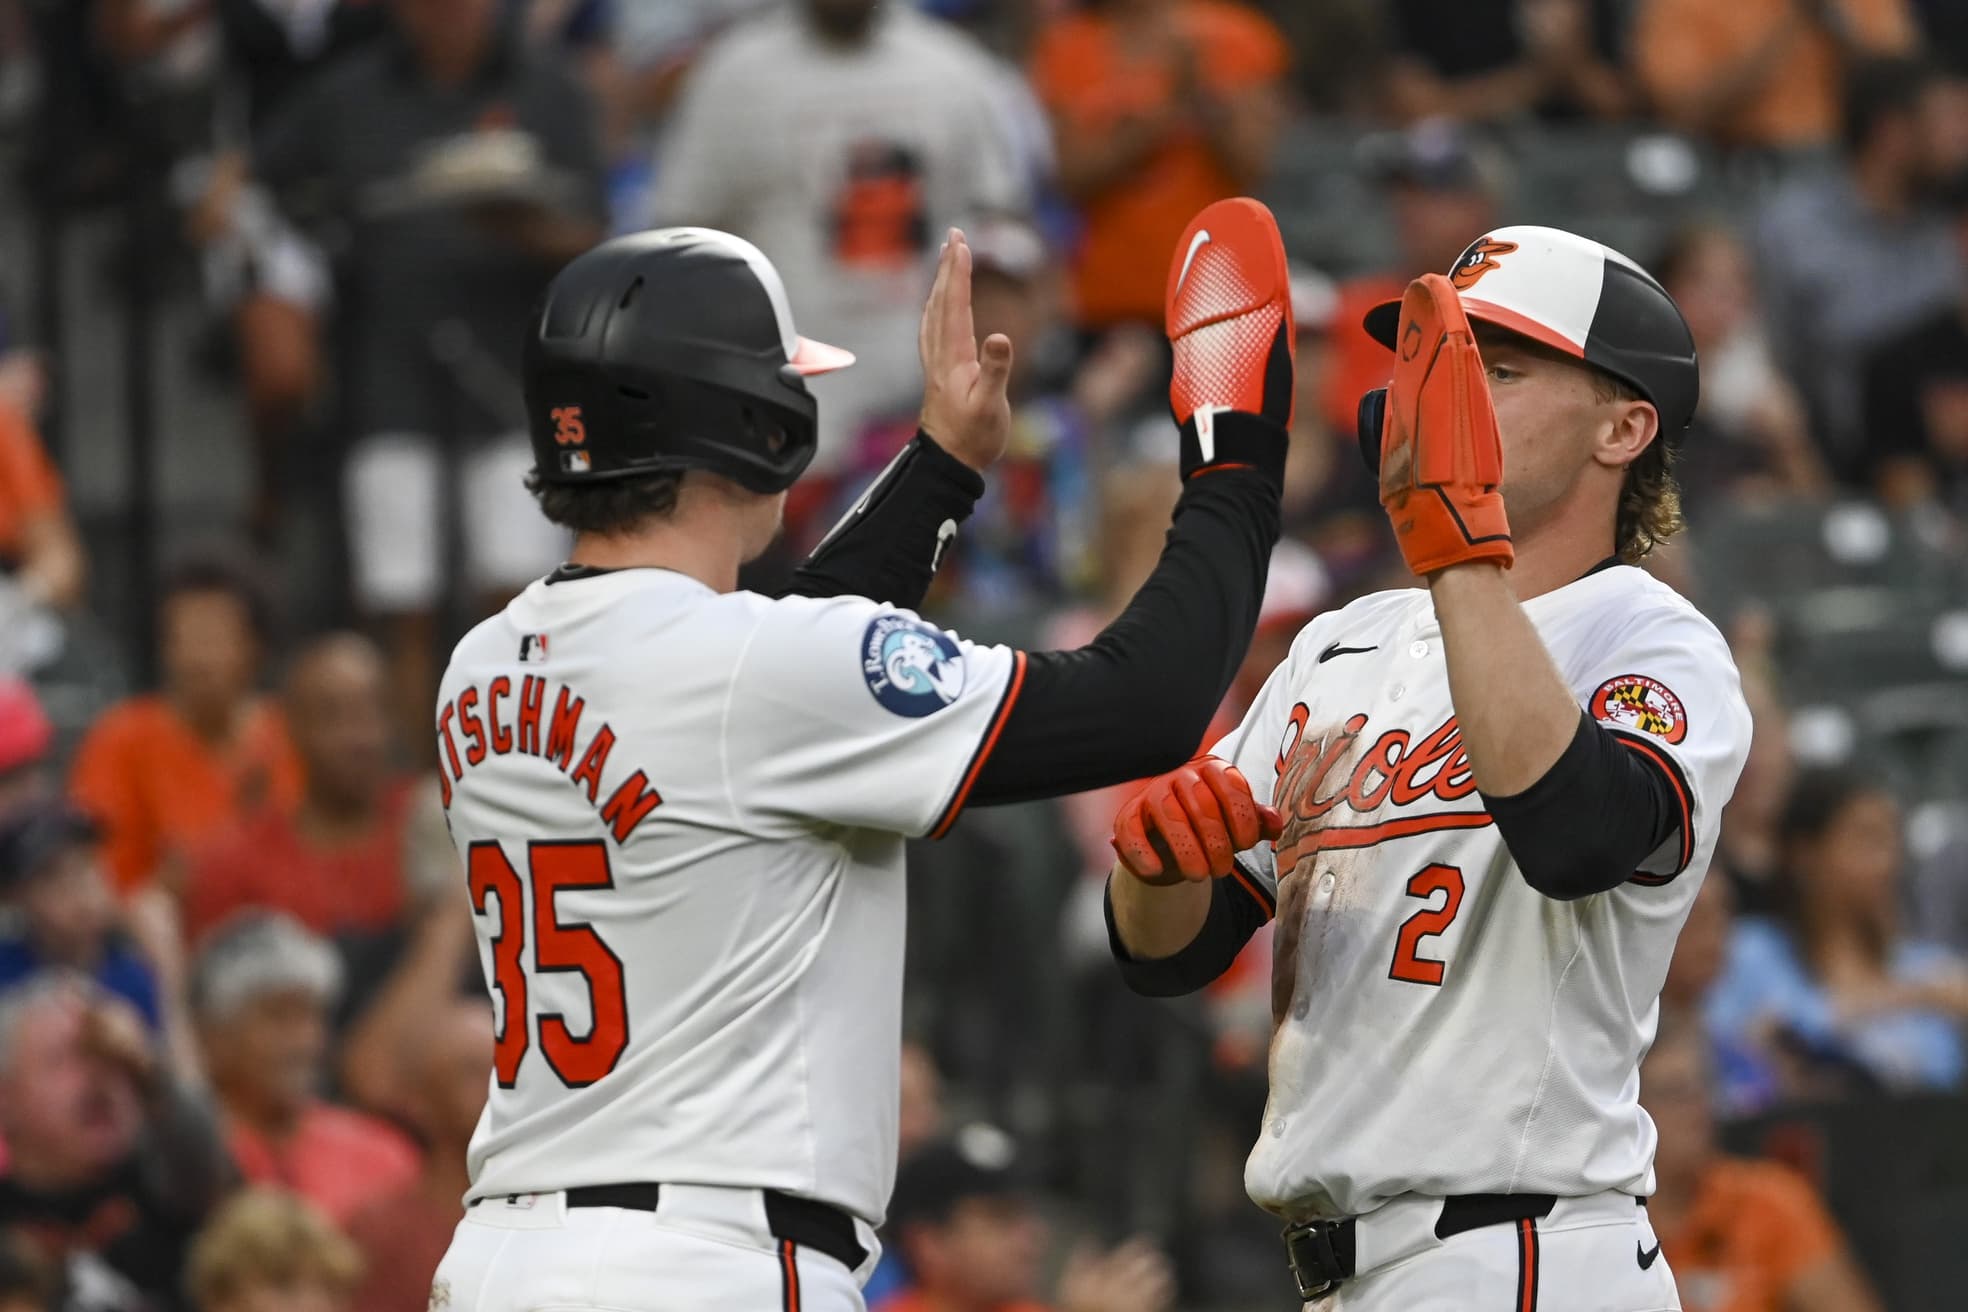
[1481,710,1691,900]
[1103,869,1272,997]
[781,430,985,610]
[967,411,1285,805]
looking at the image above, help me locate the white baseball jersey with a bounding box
[1211,564,1751,1218]
[434,567,1022,1225]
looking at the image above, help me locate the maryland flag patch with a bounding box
[1590,674,1688,744]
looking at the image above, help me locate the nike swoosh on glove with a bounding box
[1165,198,1294,482]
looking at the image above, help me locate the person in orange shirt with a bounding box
[1031,0,1289,329]
[877,1129,1174,1312]
[192,914,420,1227]
[70,559,302,893]
[1639,1025,1884,1312]
[1321,122,1502,439]
[0,401,83,614]
[1633,0,1918,150]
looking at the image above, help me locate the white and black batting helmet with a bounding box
[523,228,855,494]
[1356,225,1699,473]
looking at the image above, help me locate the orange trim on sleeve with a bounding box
[930,651,1028,840]
[1616,735,1694,876]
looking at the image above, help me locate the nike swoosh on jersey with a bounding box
[1317,642,1379,663]
[1637,1241,1661,1270]
[931,518,958,572]
[1176,229,1211,292]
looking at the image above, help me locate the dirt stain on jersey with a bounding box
[1268,714,1368,1027]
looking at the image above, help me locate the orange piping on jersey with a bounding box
[1614,736,1693,873]
[1515,1218,1539,1312]
[779,1239,801,1312]
[930,651,1028,840]
[1228,862,1275,918]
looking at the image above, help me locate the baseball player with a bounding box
[1106,226,1754,1310]
[429,200,1297,1311]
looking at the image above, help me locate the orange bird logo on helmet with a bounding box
[1450,237,1519,290]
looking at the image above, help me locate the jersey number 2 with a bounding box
[1387,863,1465,987]
[468,840,629,1088]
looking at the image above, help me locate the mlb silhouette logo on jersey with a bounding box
[862,615,966,716]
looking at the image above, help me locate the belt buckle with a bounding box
[1281,1217,1345,1301]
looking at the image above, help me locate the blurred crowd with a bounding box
[0,0,1960,1309]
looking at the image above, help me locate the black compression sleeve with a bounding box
[966,412,1284,805]
[1104,870,1272,997]
[782,431,984,609]
[1481,710,1691,900]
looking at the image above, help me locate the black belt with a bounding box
[473,1184,868,1273]
[1282,1193,1559,1301]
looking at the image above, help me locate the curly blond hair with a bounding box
[1591,371,1685,564]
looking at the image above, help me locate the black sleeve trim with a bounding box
[928,651,1028,840]
[1608,728,1695,881]
[1480,711,1685,901]
[781,431,985,609]
[1104,871,1274,998]
[963,413,1284,807]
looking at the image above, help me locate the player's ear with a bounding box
[1594,398,1658,471]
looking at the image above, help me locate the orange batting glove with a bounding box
[1112,757,1284,884]
[1376,274,1514,576]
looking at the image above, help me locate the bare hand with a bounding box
[918,228,1014,473]
[1057,1238,1177,1312]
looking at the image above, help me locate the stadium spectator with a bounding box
[1753,56,1966,479]
[0,398,83,619]
[183,635,418,1026]
[1708,628,1796,916]
[0,679,54,817]
[69,560,302,895]
[344,999,490,1312]
[1030,0,1288,331]
[1322,121,1503,436]
[186,1189,362,1312]
[1384,0,1635,125]
[1656,223,1826,513]
[1634,0,1918,150]
[0,804,158,1028]
[0,1234,54,1312]
[1280,265,1390,595]
[878,1127,1176,1312]
[652,0,1029,477]
[203,0,606,742]
[0,975,233,1312]
[1708,767,1968,1100]
[191,915,419,1225]
[1860,170,1968,512]
[1638,1024,1885,1312]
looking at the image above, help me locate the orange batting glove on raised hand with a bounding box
[1111,757,1284,884]
[1166,198,1294,481]
[1377,274,1514,576]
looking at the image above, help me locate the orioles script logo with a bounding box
[1272,706,1490,873]
[1450,237,1518,290]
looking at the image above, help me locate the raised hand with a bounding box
[918,228,1015,474]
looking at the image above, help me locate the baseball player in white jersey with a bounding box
[430,200,1305,1310]
[1106,227,1754,1311]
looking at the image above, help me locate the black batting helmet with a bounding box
[1356,225,1698,473]
[524,228,854,494]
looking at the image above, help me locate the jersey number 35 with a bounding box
[468,839,629,1088]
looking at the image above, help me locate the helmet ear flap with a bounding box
[1356,387,1388,476]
